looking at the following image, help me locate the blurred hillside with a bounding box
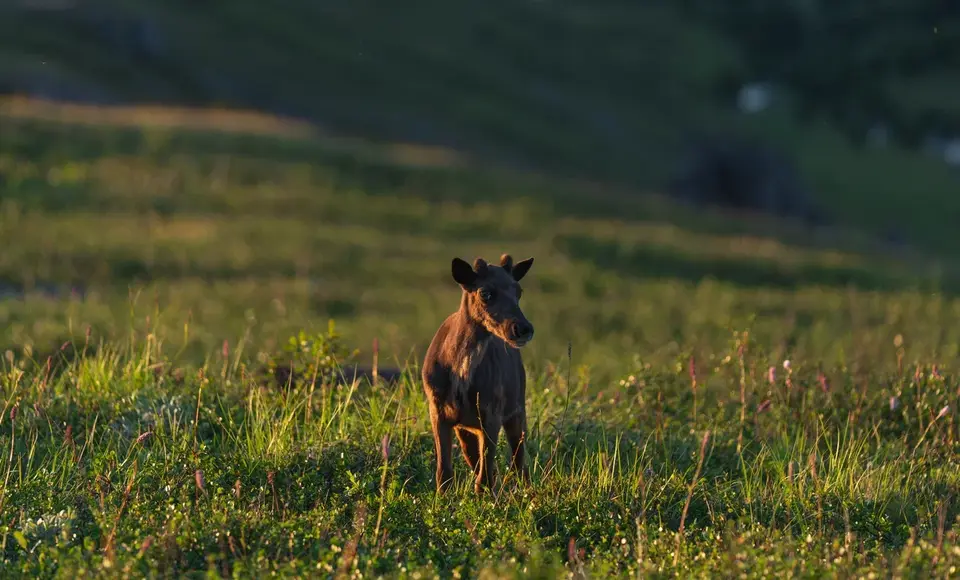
[0,1,738,181]
[2,0,960,254]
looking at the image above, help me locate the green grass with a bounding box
[3,319,960,577]
[2,100,960,576]
[2,104,960,383]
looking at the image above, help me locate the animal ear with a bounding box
[451,257,478,288]
[499,253,513,272]
[511,257,534,281]
[472,257,489,276]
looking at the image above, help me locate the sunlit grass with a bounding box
[1,103,959,576]
[1,322,959,577]
[2,110,960,387]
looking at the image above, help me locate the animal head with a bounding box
[450,253,535,348]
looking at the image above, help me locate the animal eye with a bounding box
[478,288,494,302]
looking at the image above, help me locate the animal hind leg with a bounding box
[429,408,454,493]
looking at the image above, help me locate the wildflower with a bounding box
[767,366,776,384]
[817,371,829,393]
[889,396,899,411]
[783,360,791,370]
[195,469,206,493]
[222,340,230,360]
[135,431,153,445]
[757,400,772,414]
[937,406,950,420]
[9,403,18,424]
[567,537,584,564]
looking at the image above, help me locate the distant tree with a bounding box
[682,0,960,145]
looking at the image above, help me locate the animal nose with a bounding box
[511,321,534,342]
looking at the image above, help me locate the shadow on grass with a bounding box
[555,234,956,294]
[0,257,363,320]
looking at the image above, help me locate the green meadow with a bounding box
[0,98,959,577]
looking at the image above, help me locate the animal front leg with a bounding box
[475,420,502,494]
[503,412,530,484]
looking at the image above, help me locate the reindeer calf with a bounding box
[422,253,535,494]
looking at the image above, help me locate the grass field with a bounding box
[3,99,960,577]
[4,327,960,578]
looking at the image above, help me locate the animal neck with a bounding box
[453,295,491,346]
[446,298,494,382]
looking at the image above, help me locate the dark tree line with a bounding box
[683,0,960,146]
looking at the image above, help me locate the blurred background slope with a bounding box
[1,0,959,373]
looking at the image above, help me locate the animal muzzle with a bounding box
[508,319,535,346]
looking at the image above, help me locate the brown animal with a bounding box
[422,253,535,494]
